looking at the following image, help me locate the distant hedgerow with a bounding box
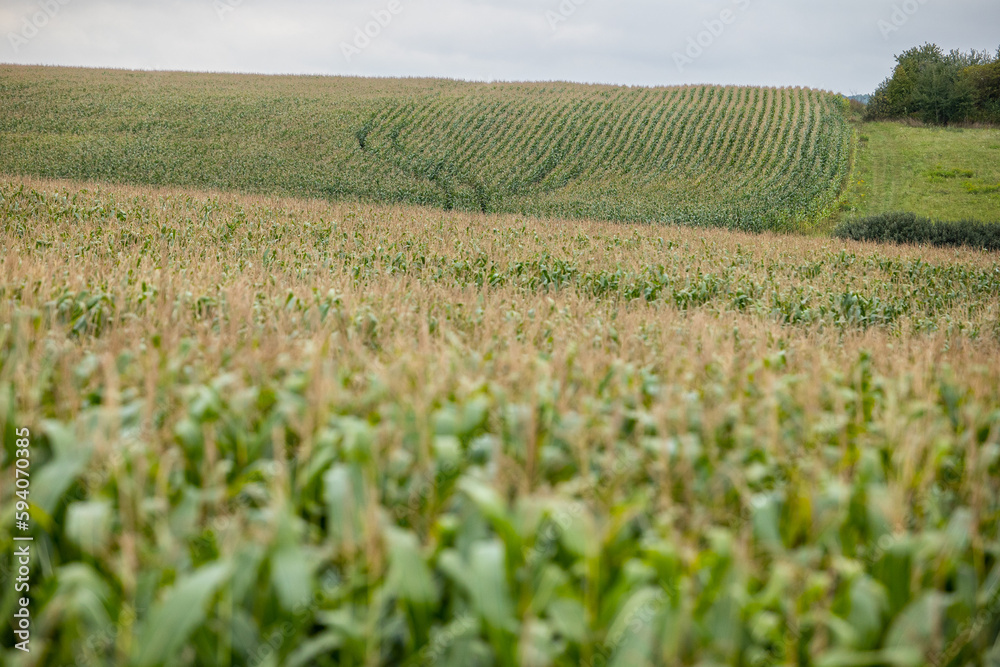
[834,211,1000,251]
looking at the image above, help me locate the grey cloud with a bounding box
[1,0,998,93]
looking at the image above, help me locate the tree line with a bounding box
[866,43,1000,125]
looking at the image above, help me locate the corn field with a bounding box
[2,178,999,666]
[361,85,852,230]
[0,67,852,233]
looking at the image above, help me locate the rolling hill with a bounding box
[0,65,853,232]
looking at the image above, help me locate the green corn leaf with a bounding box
[468,540,515,633]
[270,517,313,612]
[33,420,93,517]
[547,597,587,644]
[607,587,665,667]
[65,500,113,556]
[323,463,366,551]
[885,592,950,658]
[133,562,232,667]
[386,527,437,607]
[286,632,344,667]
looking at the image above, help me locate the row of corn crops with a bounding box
[360,84,852,231]
[0,67,852,233]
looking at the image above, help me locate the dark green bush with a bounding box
[834,212,1000,251]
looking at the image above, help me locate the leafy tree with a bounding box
[867,43,945,119]
[912,61,975,124]
[865,43,999,124]
[962,61,1000,122]
[963,61,1000,100]
[944,47,995,68]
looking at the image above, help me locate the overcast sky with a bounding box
[1,0,998,94]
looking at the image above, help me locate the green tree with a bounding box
[866,43,1000,125]
[961,60,1000,122]
[866,43,945,120]
[944,47,994,68]
[912,61,975,124]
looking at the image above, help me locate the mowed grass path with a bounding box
[0,65,852,232]
[835,122,1000,225]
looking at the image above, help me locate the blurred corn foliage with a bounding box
[0,66,851,233]
[1,179,999,666]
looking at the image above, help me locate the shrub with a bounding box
[834,212,1000,251]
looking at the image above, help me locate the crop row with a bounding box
[358,85,852,231]
[0,68,854,232]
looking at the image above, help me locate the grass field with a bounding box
[2,176,1000,666]
[830,122,1000,228]
[0,65,852,232]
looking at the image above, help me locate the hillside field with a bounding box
[0,66,853,232]
[1,177,999,666]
